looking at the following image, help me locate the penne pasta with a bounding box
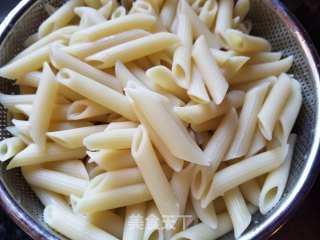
[223,187,251,238]
[57,68,137,121]
[76,183,152,213]
[64,30,149,59]
[172,14,192,89]
[50,46,122,92]
[192,35,229,104]
[174,90,245,124]
[201,145,289,207]
[170,212,233,240]
[43,160,89,180]
[233,0,250,21]
[84,128,136,150]
[87,149,137,171]
[123,203,146,240]
[7,143,87,169]
[275,79,302,143]
[199,0,218,29]
[258,73,292,140]
[146,66,189,101]
[245,127,267,157]
[143,202,164,240]
[160,0,178,29]
[44,205,118,240]
[226,83,269,160]
[87,211,124,239]
[214,0,234,47]
[22,166,89,196]
[47,124,107,149]
[38,0,83,38]
[259,134,296,214]
[187,62,210,104]
[228,56,293,84]
[239,179,261,206]
[86,32,180,69]
[0,137,26,162]
[132,125,180,221]
[126,86,210,166]
[191,109,238,200]
[191,194,217,229]
[70,13,155,44]
[180,0,220,48]
[31,186,70,210]
[67,99,111,120]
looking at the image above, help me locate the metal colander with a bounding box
[0,0,319,239]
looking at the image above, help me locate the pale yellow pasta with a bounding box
[146,66,189,101]
[84,128,136,150]
[75,7,106,25]
[97,1,113,18]
[223,187,251,238]
[44,205,118,240]
[239,179,261,206]
[76,183,152,213]
[222,56,250,79]
[132,125,180,221]
[7,143,87,169]
[246,52,282,65]
[87,211,124,239]
[50,46,122,92]
[0,94,35,113]
[38,0,83,38]
[47,124,107,149]
[170,212,233,240]
[172,14,192,89]
[24,33,39,48]
[0,43,55,80]
[0,137,26,162]
[258,73,292,140]
[174,90,245,124]
[191,194,217,229]
[134,57,154,70]
[191,109,238,200]
[245,127,267,158]
[15,26,78,60]
[123,203,146,240]
[147,51,172,68]
[187,62,210,104]
[143,202,164,240]
[66,99,110,120]
[31,186,70,210]
[70,14,155,44]
[225,29,271,53]
[87,149,137,171]
[229,76,277,92]
[275,79,302,143]
[226,83,269,160]
[29,62,59,150]
[42,160,89,180]
[210,49,236,66]
[160,0,178,29]
[201,145,289,207]
[57,68,137,121]
[6,126,33,145]
[65,30,149,59]
[180,0,220,48]
[233,0,250,21]
[229,56,293,84]
[214,0,234,47]
[191,116,223,132]
[127,98,184,172]
[192,36,228,104]
[17,71,84,101]
[259,134,296,214]
[199,0,218,29]
[115,61,145,88]
[104,121,139,131]
[167,163,195,237]
[22,166,89,196]
[111,6,127,19]
[126,86,209,166]
[86,32,180,69]
[84,0,102,8]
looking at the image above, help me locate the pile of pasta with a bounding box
[0,0,302,239]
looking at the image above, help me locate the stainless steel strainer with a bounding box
[0,0,319,239]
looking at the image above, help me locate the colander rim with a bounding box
[0,0,319,240]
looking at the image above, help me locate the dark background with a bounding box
[0,0,320,239]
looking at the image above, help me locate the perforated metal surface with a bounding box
[0,0,319,239]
